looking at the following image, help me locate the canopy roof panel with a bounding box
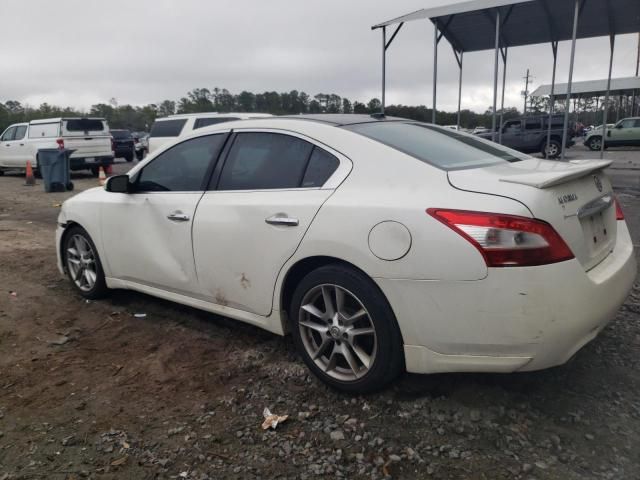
[372,0,640,53]
[530,76,640,98]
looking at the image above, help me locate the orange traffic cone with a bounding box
[98,166,107,186]
[25,160,36,186]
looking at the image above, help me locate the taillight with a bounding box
[614,197,624,220]
[427,209,574,267]
[56,138,64,149]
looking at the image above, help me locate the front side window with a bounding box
[217,132,314,190]
[194,117,240,129]
[619,119,635,129]
[13,126,27,140]
[344,122,528,170]
[503,120,521,132]
[1,127,16,141]
[136,134,226,192]
[524,119,541,130]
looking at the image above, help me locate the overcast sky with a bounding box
[1,0,638,113]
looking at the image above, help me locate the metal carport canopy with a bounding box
[371,0,640,52]
[530,76,640,99]
[371,0,640,160]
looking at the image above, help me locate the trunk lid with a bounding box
[448,158,616,271]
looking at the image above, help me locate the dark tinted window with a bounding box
[344,122,527,170]
[1,127,16,141]
[137,134,225,192]
[149,119,187,137]
[217,133,313,190]
[524,119,541,130]
[634,119,640,128]
[503,120,521,131]
[65,119,104,131]
[194,117,239,129]
[542,117,564,127]
[619,119,635,129]
[111,130,132,139]
[301,148,339,187]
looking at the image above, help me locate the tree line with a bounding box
[2,87,529,133]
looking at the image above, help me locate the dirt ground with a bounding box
[1,147,640,480]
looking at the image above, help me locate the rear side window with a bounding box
[29,123,60,138]
[344,122,527,170]
[150,119,187,137]
[217,133,314,190]
[65,119,105,132]
[194,117,240,129]
[13,125,27,140]
[1,127,16,141]
[524,119,541,130]
[302,148,339,187]
[137,134,226,192]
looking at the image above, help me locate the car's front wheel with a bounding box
[587,136,602,151]
[63,226,108,299]
[290,264,404,393]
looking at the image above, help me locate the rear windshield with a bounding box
[65,119,105,132]
[111,130,132,139]
[150,119,187,137]
[343,122,528,170]
[193,117,240,129]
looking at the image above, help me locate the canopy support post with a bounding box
[498,47,508,144]
[546,41,558,158]
[560,0,580,161]
[491,9,501,143]
[451,48,464,130]
[381,26,386,114]
[432,24,439,124]
[601,34,615,159]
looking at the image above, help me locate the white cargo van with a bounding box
[0,118,114,176]
[148,112,272,153]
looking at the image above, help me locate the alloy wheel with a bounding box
[298,284,377,381]
[545,143,559,157]
[66,234,98,292]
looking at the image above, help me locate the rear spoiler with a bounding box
[499,159,612,189]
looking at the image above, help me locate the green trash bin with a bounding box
[37,149,75,193]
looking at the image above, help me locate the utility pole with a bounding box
[522,69,532,115]
[634,32,640,116]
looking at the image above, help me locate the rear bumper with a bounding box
[69,156,114,171]
[376,221,637,374]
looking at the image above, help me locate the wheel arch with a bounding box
[278,255,404,343]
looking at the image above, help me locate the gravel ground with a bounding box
[0,148,639,479]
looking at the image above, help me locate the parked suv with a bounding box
[110,129,135,162]
[477,114,574,158]
[584,117,640,151]
[148,112,272,153]
[0,118,114,175]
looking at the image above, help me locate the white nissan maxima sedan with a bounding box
[56,114,637,393]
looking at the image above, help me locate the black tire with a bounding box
[541,139,561,159]
[135,150,144,161]
[587,136,602,151]
[90,166,99,177]
[66,181,74,191]
[289,264,404,393]
[62,225,109,300]
[125,153,134,162]
[0,170,4,176]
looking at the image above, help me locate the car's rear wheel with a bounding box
[63,226,108,299]
[541,139,561,159]
[587,136,602,151]
[125,153,134,162]
[290,264,403,393]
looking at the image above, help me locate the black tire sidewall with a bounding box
[63,226,108,299]
[289,264,404,393]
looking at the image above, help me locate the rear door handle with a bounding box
[167,211,190,222]
[265,213,299,227]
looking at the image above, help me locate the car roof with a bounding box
[274,114,406,126]
[158,112,272,120]
[29,117,106,124]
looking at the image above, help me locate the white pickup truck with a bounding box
[0,117,114,176]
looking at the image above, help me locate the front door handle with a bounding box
[167,211,190,222]
[265,213,299,227]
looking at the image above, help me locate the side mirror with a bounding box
[615,123,623,129]
[105,174,131,193]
